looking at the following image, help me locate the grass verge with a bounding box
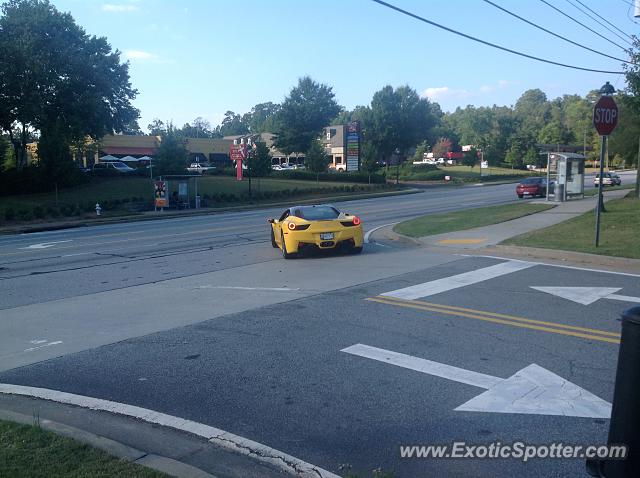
[583,184,634,196]
[0,419,166,477]
[503,193,640,259]
[394,203,555,238]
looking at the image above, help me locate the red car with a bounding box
[516,177,547,198]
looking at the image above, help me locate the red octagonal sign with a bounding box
[593,96,618,136]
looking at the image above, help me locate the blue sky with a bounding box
[50,0,638,133]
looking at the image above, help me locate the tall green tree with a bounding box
[244,102,280,134]
[0,0,139,176]
[215,111,249,137]
[274,76,342,155]
[248,141,272,178]
[155,129,188,175]
[360,140,379,184]
[305,139,329,182]
[368,85,438,165]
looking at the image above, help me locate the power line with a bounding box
[539,0,629,52]
[572,0,634,40]
[563,0,634,46]
[482,0,633,64]
[370,0,624,74]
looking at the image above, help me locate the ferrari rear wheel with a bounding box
[281,232,294,259]
[270,228,278,248]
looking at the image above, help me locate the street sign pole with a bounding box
[592,91,618,247]
[595,135,607,247]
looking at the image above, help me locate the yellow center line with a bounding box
[367,297,620,344]
[380,296,621,338]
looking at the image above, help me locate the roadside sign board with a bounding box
[593,96,618,136]
[154,180,167,208]
[346,121,360,172]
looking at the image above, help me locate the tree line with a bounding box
[2,0,640,195]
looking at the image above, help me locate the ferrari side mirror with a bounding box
[267,218,275,223]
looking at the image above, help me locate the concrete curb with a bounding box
[0,408,217,478]
[0,188,421,236]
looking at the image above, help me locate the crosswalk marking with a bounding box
[381,260,535,300]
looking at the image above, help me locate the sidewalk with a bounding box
[408,189,630,250]
[376,189,640,273]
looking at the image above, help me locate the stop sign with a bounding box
[593,96,618,136]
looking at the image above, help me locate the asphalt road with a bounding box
[1,255,637,477]
[0,173,637,477]
[0,181,524,309]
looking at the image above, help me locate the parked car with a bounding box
[186,162,216,174]
[594,172,621,186]
[516,177,547,198]
[93,161,135,173]
[267,204,363,258]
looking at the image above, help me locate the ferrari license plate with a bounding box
[320,232,334,240]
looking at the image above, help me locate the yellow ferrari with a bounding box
[268,204,364,258]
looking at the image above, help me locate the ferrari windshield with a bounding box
[294,205,340,221]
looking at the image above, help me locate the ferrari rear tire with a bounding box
[270,228,278,248]
[281,232,294,259]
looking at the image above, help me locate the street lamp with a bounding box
[394,148,400,186]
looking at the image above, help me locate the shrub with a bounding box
[18,209,33,221]
[32,206,46,219]
[4,208,16,221]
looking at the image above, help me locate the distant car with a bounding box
[292,164,306,170]
[516,177,547,198]
[436,158,445,165]
[93,161,135,173]
[272,164,293,171]
[186,162,216,174]
[267,204,363,258]
[594,173,620,186]
[526,164,539,171]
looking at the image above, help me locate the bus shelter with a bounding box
[546,153,585,202]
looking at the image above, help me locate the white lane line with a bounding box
[0,384,339,478]
[195,286,301,292]
[364,223,398,244]
[381,260,535,300]
[23,341,63,352]
[609,294,640,303]
[342,344,501,389]
[19,240,73,250]
[62,252,92,257]
[465,254,640,278]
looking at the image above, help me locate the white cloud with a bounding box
[421,86,470,101]
[101,4,139,13]
[125,50,157,60]
[479,85,494,93]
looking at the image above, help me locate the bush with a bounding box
[271,169,386,184]
[18,209,33,221]
[4,208,16,221]
[32,206,46,219]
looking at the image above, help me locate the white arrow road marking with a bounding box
[531,286,640,305]
[19,240,72,250]
[342,344,611,418]
[382,260,535,300]
[0,384,339,478]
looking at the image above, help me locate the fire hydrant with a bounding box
[95,203,102,216]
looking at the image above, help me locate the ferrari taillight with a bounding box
[352,216,361,226]
[287,222,296,230]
